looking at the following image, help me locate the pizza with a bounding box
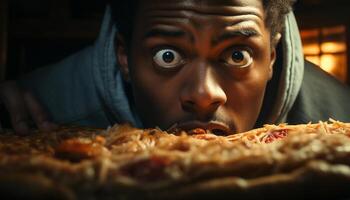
[1,120,350,199]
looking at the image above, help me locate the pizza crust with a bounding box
[154,161,350,200]
[0,173,75,200]
[1,121,350,199]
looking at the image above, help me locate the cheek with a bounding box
[224,64,271,132]
[128,52,181,128]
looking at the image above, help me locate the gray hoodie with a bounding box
[19,6,305,128]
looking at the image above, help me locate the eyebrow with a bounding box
[144,28,188,39]
[143,27,260,45]
[212,29,260,46]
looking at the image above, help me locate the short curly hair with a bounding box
[110,0,296,44]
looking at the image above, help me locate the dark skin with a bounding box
[0,81,57,134]
[117,0,281,134]
[0,0,280,135]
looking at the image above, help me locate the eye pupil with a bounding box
[162,51,175,63]
[232,51,244,62]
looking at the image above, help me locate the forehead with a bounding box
[136,0,264,18]
[137,0,263,9]
[134,0,265,34]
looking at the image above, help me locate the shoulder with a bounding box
[287,60,350,124]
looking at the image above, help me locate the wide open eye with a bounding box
[222,49,253,68]
[153,49,183,69]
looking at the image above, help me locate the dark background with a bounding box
[1,0,350,82]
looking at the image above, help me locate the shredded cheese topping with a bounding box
[1,120,350,195]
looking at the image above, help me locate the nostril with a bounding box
[210,101,222,108]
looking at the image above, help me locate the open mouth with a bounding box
[210,128,228,136]
[167,121,231,136]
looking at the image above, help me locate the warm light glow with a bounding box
[303,44,320,55]
[319,54,347,82]
[321,42,346,53]
[300,25,347,83]
[306,54,347,83]
[322,26,346,37]
[305,56,320,66]
[320,54,337,73]
[300,29,319,39]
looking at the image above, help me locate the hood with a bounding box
[266,12,305,124]
[92,6,304,128]
[92,6,143,127]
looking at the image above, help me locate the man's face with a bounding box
[118,0,277,134]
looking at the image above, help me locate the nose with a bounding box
[180,61,227,117]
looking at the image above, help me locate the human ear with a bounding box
[268,33,282,80]
[115,33,130,82]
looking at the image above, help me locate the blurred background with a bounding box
[0,0,350,84]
